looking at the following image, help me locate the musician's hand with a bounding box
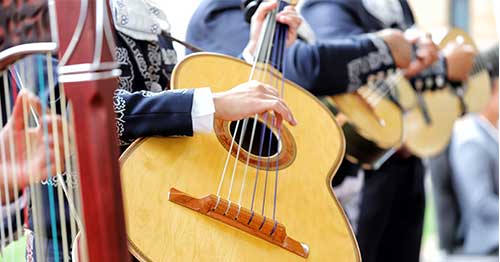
[443,41,476,81]
[0,91,65,204]
[212,80,297,128]
[404,32,440,78]
[246,1,302,57]
[378,29,412,69]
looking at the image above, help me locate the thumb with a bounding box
[404,60,426,79]
[11,90,27,130]
[11,90,43,130]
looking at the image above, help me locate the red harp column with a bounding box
[53,0,129,260]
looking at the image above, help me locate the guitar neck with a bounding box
[471,46,499,76]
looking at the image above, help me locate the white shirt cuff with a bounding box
[192,87,215,133]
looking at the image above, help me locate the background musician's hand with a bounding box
[377,29,412,69]
[0,90,65,203]
[443,41,476,81]
[246,1,302,57]
[212,80,297,128]
[404,32,440,78]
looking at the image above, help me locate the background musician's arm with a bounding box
[285,32,406,95]
[301,0,475,90]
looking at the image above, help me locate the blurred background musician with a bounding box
[298,0,476,261]
[448,43,499,256]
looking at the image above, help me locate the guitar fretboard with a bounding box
[472,45,499,76]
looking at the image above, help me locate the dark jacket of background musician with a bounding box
[300,1,426,262]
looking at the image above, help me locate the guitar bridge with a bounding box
[168,188,309,258]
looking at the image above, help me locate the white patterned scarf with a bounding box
[109,0,170,41]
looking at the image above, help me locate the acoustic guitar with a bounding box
[402,28,493,157]
[120,1,359,261]
[321,72,406,170]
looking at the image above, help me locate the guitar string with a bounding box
[359,71,390,104]
[250,8,279,212]
[367,44,498,107]
[363,71,394,106]
[235,65,266,213]
[38,54,61,261]
[364,70,402,107]
[214,13,270,202]
[260,19,283,218]
[273,22,287,221]
[233,57,272,213]
[370,72,402,107]
[223,32,277,212]
[369,71,401,106]
[239,13,276,213]
[220,7,280,214]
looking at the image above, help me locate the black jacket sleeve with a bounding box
[114,89,194,145]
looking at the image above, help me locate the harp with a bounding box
[0,0,128,261]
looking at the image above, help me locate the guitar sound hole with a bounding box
[229,118,279,157]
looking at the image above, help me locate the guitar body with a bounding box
[323,86,403,169]
[403,28,490,157]
[120,53,360,261]
[403,88,462,157]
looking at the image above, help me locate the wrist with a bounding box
[212,92,223,119]
[244,41,257,59]
[377,30,411,68]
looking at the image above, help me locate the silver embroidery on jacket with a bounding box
[347,35,393,91]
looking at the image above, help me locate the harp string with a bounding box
[45,52,71,261]
[58,82,79,251]
[8,74,23,240]
[37,54,60,261]
[18,55,48,261]
[1,71,16,246]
